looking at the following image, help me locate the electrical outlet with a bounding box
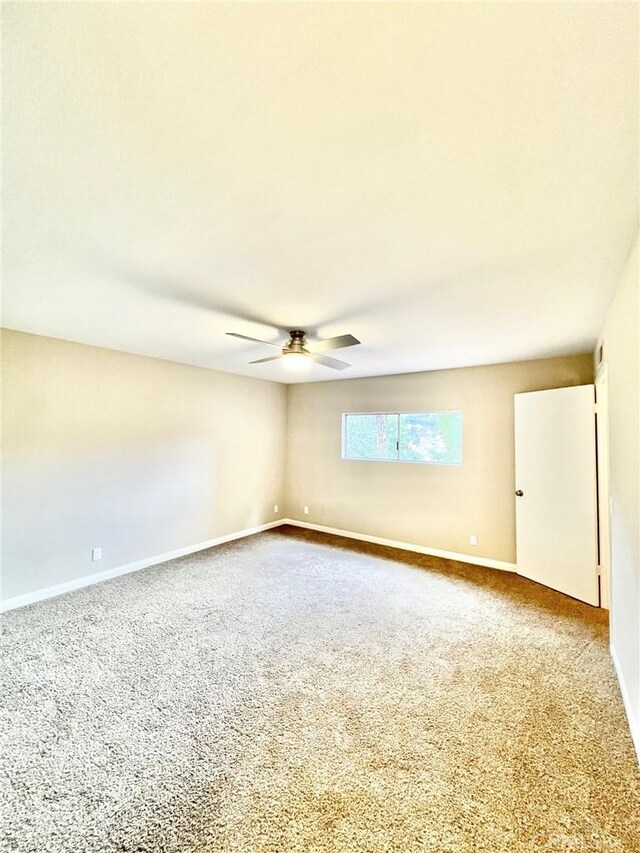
[92,547,102,561]
[469,535,478,546]
[304,506,309,515]
[273,504,279,513]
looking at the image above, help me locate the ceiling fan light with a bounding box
[282,351,310,370]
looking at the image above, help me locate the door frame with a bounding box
[595,363,611,610]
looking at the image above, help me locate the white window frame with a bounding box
[341,410,463,466]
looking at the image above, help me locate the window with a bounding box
[342,411,462,465]
[343,413,398,461]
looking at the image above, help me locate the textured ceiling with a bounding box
[2,2,638,382]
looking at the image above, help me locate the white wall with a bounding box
[597,238,640,757]
[285,354,593,564]
[1,330,286,602]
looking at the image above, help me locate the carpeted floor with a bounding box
[1,526,639,852]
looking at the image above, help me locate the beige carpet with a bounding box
[2,525,639,852]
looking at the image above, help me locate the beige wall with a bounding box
[596,237,639,752]
[285,354,593,564]
[1,330,286,601]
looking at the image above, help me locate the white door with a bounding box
[514,385,599,606]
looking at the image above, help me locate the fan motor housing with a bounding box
[285,330,307,354]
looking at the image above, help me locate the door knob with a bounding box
[515,490,524,497]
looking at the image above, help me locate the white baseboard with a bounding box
[610,643,640,765]
[1,518,516,614]
[281,518,516,572]
[0,519,285,613]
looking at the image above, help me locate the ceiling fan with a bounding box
[226,329,361,371]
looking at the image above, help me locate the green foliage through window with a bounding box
[343,411,462,465]
[343,414,398,460]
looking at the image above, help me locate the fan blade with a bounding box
[311,353,350,371]
[249,355,283,365]
[226,332,283,349]
[307,334,360,353]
